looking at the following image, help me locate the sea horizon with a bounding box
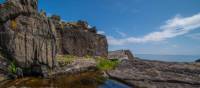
[135,54,200,62]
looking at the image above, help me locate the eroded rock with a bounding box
[51,18,108,57]
[108,50,134,61]
[0,0,57,74]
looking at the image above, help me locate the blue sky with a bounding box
[1,0,200,55]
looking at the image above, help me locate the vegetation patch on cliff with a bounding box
[56,55,76,66]
[96,57,119,71]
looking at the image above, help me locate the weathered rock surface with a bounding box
[107,59,200,88]
[51,18,108,57]
[0,0,57,72]
[51,58,97,76]
[0,53,9,81]
[108,50,134,61]
[0,0,38,23]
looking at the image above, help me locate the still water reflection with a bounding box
[0,72,131,88]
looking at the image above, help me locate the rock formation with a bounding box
[107,58,200,88]
[0,0,108,77]
[196,59,200,62]
[51,16,108,57]
[1,1,199,88]
[108,50,134,61]
[0,0,57,73]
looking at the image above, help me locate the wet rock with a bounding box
[107,59,200,88]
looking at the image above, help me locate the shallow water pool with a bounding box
[0,72,131,88]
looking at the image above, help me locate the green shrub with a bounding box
[84,55,93,60]
[96,58,119,71]
[8,62,17,74]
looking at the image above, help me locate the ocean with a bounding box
[135,54,200,62]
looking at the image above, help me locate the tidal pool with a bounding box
[0,72,131,88]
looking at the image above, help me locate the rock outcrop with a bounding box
[107,59,200,88]
[0,0,57,73]
[108,50,134,61]
[51,17,108,57]
[195,59,200,62]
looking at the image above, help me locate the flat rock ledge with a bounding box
[48,58,97,77]
[106,59,200,88]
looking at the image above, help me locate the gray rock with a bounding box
[107,59,200,88]
[0,0,57,74]
[195,59,200,62]
[108,50,134,61]
[51,18,108,57]
[16,67,23,77]
[0,0,38,22]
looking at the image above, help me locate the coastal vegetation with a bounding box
[8,62,17,74]
[56,55,119,71]
[56,55,76,66]
[96,57,119,71]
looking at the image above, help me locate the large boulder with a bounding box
[0,0,57,72]
[51,18,108,57]
[108,50,134,61]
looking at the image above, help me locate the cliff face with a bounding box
[0,0,108,76]
[51,17,108,57]
[0,0,57,70]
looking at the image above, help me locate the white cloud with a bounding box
[97,31,105,34]
[108,13,200,45]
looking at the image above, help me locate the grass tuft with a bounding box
[96,57,119,71]
[56,55,76,66]
[8,62,17,74]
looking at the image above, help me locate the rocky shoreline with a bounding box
[106,59,200,88]
[0,0,200,88]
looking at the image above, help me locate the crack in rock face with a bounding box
[0,0,57,73]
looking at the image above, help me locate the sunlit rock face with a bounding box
[0,0,57,69]
[108,50,135,61]
[51,17,108,57]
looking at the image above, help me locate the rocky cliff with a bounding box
[0,0,57,73]
[51,16,108,57]
[0,0,108,77]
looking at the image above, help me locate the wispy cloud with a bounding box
[116,30,127,37]
[108,13,200,45]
